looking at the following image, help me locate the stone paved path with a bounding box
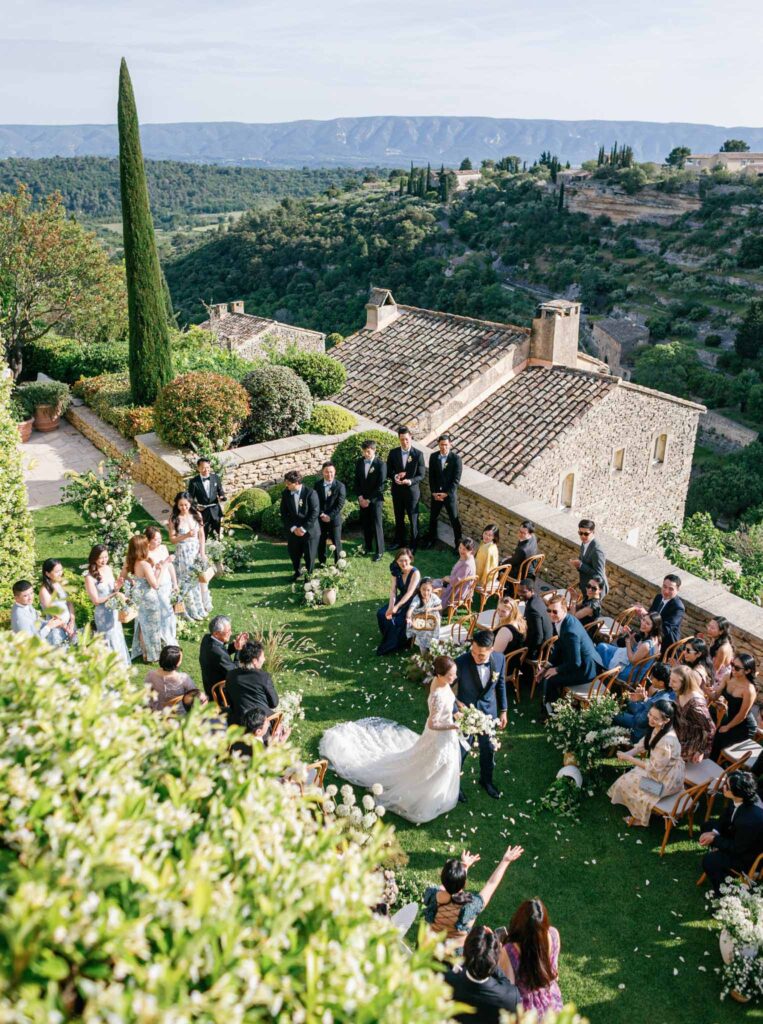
[21,420,170,522]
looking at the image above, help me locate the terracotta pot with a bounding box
[17,418,33,443]
[730,989,751,1004]
[33,404,61,433]
[322,587,338,606]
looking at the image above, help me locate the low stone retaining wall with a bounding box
[66,404,135,465]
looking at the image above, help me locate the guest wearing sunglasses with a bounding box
[710,653,758,761]
[572,577,604,625]
[568,519,608,597]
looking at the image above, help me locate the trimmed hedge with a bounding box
[229,487,272,528]
[241,364,313,443]
[306,404,357,435]
[332,428,398,491]
[72,373,154,439]
[275,351,347,398]
[154,372,250,450]
[260,500,286,538]
[24,334,128,384]
[0,370,35,602]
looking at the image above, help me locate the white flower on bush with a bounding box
[305,592,315,604]
[323,799,336,814]
[362,794,375,811]
[303,583,312,593]
[371,783,384,796]
[335,804,350,818]
[361,813,377,829]
[375,805,386,817]
[340,784,353,799]
[325,784,338,798]
[336,558,348,570]
[349,807,363,825]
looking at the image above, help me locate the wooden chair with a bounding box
[446,614,477,645]
[663,636,695,665]
[613,654,659,695]
[684,756,751,821]
[566,666,621,707]
[211,681,228,709]
[650,781,710,857]
[504,647,529,703]
[305,759,328,788]
[265,711,285,743]
[698,850,763,889]
[504,553,545,597]
[583,617,604,638]
[719,738,760,768]
[599,606,639,642]
[529,635,558,700]
[445,575,480,621]
[476,564,512,612]
[165,694,187,710]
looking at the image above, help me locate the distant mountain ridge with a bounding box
[2,116,763,167]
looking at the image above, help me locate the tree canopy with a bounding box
[720,139,750,152]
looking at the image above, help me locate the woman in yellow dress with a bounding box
[608,699,685,827]
[475,524,500,589]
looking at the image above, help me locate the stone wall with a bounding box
[698,410,758,453]
[235,324,325,362]
[134,435,191,504]
[222,433,352,492]
[66,404,134,465]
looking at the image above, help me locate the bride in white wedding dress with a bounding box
[319,655,462,824]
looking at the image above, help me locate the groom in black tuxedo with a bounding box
[455,630,507,800]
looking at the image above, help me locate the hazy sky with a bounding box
[2,0,760,126]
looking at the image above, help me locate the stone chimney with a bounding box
[229,300,245,314]
[365,286,400,332]
[208,303,228,322]
[529,299,580,369]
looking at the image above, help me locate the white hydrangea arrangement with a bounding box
[323,782,386,844]
[713,880,763,1002]
[297,551,353,607]
[278,690,305,729]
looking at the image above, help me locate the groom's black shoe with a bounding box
[458,789,467,804]
[480,781,501,800]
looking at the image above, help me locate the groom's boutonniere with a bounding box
[299,500,304,507]
[491,671,499,684]
[368,466,375,473]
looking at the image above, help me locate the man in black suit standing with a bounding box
[198,615,248,700]
[516,578,553,661]
[569,518,608,595]
[425,433,462,549]
[316,461,346,565]
[699,771,763,894]
[444,925,520,1023]
[187,457,227,538]
[636,573,685,648]
[355,439,386,562]
[387,425,425,550]
[279,470,320,581]
[225,641,280,729]
[455,631,507,800]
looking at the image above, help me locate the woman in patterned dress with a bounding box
[119,535,169,664]
[168,492,212,622]
[669,665,715,763]
[145,525,178,645]
[84,544,131,667]
[501,899,563,1021]
[39,558,78,647]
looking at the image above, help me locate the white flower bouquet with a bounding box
[456,705,500,751]
[713,880,763,1002]
[278,691,305,729]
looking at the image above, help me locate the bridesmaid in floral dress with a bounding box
[145,525,178,645]
[119,535,168,663]
[84,544,131,667]
[39,559,78,647]
[168,492,212,622]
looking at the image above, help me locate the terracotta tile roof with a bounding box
[200,312,274,342]
[334,305,529,429]
[449,366,617,483]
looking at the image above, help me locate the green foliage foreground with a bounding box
[0,633,452,1022]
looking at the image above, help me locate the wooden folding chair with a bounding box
[446,614,477,646]
[719,738,759,768]
[566,666,621,707]
[477,564,512,612]
[305,759,328,788]
[445,575,479,620]
[504,646,529,703]
[583,617,604,638]
[165,694,186,710]
[684,756,751,821]
[529,635,558,700]
[265,711,285,743]
[614,654,659,695]
[650,781,710,856]
[211,680,228,709]
[600,606,639,642]
[504,553,545,597]
[663,636,695,665]
[742,852,763,883]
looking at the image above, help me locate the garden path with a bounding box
[21,419,169,522]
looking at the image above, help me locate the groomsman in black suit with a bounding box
[387,425,425,550]
[425,433,462,549]
[187,457,227,538]
[316,461,346,565]
[355,439,386,562]
[279,470,320,580]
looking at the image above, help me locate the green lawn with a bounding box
[32,503,760,1024]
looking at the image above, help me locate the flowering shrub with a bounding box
[72,372,154,439]
[323,782,387,846]
[278,690,305,729]
[713,880,763,1001]
[546,694,630,775]
[154,371,251,451]
[0,367,35,603]
[205,534,258,575]
[0,634,452,1021]
[63,458,136,564]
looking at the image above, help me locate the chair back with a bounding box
[265,711,284,740]
[579,666,621,702]
[663,781,710,823]
[504,646,529,702]
[745,853,763,883]
[620,653,659,690]
[506,553,545,596]
[449,574,479,614]
[664,636,695,665]
[306,759,328,788]
[478,564,512,611]
[211,681,228,709]
[165,694,186,709]
[584,617,604,637]
[608,606,639,640]
[448,614,477,645]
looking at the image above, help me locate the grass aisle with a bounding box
[33,504,757,1024]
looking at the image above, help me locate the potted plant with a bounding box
[16,380,71,433]
[712,880,762,1003]
[10,395,34,443]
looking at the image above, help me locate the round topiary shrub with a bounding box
[306,404,357,435]
[276,351,347,398]
[259,501,286,538]
[230,487,272,528]
[241,365,313,443]
[332,428,399,492]
[154,372,250,451]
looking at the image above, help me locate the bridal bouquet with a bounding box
[279,690,305,729]
[456,705,500,751]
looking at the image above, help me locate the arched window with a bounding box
[560,472,575,509]
[653,433,668,465]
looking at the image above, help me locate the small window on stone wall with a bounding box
[560,472,576,509]
[612,447,625,472]
[652,433,668,465]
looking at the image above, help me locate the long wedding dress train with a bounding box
[319,685,461,824]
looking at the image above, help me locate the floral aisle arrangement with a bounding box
[456,705,501,751]
[63,458,136,564]
[299,552,352,607]
[712,880,763,1003]
[204,534,258,575]
[408,634,469,681]
[0,635,451,1021]
[545,694,630,774]
[322,782,387,847]
[278,690,305,730]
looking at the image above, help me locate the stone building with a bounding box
[199,301,325,361]
[590,316,649,377]
[685,152,763,175]
[453,169,482,191]
[334,288,703,552]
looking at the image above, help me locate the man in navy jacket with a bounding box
[540,594,603,714]
[455,631,507,799]
[637,573,685,648]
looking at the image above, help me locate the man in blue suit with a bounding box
[540,594,603,716]
[455,630,507,800]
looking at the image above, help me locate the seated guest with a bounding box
[699,771,763,894]
[10,579,63,643]
[377,548,421,656]
[569,519,608,596]
[39,558,78,647]
[439,538,477,610]
[539,594,603,714]
[682,638,716,698]
[608,700,685,826]
[225,641,279,729]
[706,616,734,689]
[146,645,204,713]
[614,662,675,742]
[444,926,520,1024]
[199,615,248,700]
[670,665,715,763]
[710,653,758,761]
[516,578,552,661]
[492,597,527,656]
[572,577,604,625]
[405,577,442,653]
[636,574,685,648]
[423,845,524,955]
[475,524,500,590]
[501,520,538,585]
[596,612,662,685]
[501,899,563,1021]
[229,708,270,758]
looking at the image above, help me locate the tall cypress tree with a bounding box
[426,162,432,192]
[118,58,173,405]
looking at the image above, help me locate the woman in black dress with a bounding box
[710,652,758,760]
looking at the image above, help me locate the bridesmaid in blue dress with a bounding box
[84,544,131,667]
[39,559,78,647]
[119,535,169,664]
[145,525,178,645]
[376,547,421,655]
[168,492,212,622]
